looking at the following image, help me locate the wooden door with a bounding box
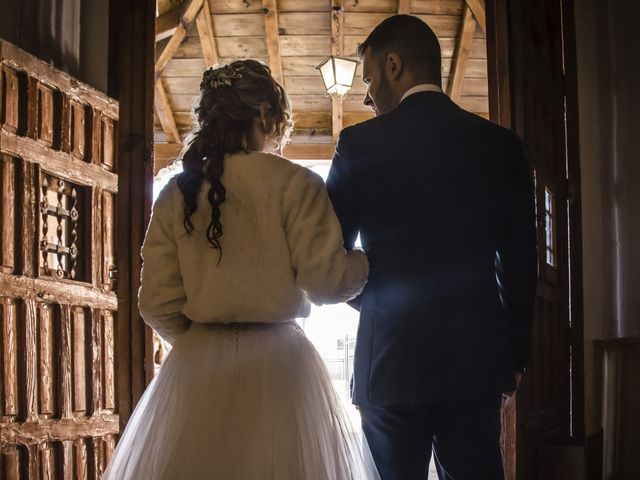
[0,40,119,478]
[487,0,584,478]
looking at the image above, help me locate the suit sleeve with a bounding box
[138,181,191,345]
[326,131,364,310]
[496,137,538,373]
[326,132,360,250]
[283,167,369,305]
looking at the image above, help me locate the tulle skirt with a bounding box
[103,321,379,479]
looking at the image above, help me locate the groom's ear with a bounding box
[385,52,403,81]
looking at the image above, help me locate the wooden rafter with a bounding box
[154,80,181,144]
[331,0,344,143]
[155,9,181,42]
[397,0,412,14]
[195,0,220,67]
[262,0,284,84]
[155,0,205,77]
[465,0,486,33]
[154,143,184,174]
[154,0,206,146]
[447,5,476,102]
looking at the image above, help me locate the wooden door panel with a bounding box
[519,0,564,99]
[38,302,55,417]
[493,0,582,478]
[1,156,17,274]
[489,0,583,477]
[0,40,119,479]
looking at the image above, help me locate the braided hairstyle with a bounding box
[177,60,292,262]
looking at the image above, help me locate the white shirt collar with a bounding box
[400,83,443,104]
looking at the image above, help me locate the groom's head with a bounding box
[358,15,442,115]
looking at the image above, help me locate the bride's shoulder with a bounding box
[250,151,319,183]
[153,174,181,211]
[251,150,293,169]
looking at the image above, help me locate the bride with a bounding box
[103,60,379,479]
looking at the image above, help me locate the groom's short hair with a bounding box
[357,15,442,84]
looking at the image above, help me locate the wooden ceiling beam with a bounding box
[195,0,220,67]
[292,111,374,130]
[447,5,476,102]
[284,143,336,160]
[465,0,486,34]
[154,80,181,144]
[397,0,412,14]
[331,0,344,143]
[155,0,205,77]
[153,142,339,172]
[262,0,284,84]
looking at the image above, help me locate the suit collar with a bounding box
[397,91,453,110]
[400,84,443,103]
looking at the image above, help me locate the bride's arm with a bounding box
[283,167,369,305]
[138,180,190,344]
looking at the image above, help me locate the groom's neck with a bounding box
[394,75,442,107]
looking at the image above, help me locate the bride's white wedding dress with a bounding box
[103,151,379,479]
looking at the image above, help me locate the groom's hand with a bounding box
[503,372,524,399]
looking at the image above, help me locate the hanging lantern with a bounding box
[316,56,359,100]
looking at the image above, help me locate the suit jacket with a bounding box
[327,92,537,406]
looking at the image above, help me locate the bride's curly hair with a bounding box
[177,60,292,260]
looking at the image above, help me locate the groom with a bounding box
[327,15,537,480]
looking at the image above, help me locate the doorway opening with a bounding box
[153,159,440,477]
[152,3,490,479]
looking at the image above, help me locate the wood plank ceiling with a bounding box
[154,0,487,167]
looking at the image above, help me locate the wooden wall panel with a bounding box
[91,187,103,289]
[2,447,21,480]
[89,308,103,413]
[40,442,57,479]
[36,84,56,147]
[102,192,116,291]
[20,161,37,277]
[2,297,19,417]
[59,304,73,419]
[60,95,72,154]
[75,438,89,480]
[1,67,22,133]
[60,441,73,480]
[0,155,16,273]
[91,109,102,167]
[104,435,116,471]
[1,40,122,479]
[23,299,39,421]
[103,310,116,411]
[70,101,88,161]
[89,437,102,477]
[26,444,38,479]
[72,306,87,414]
[101,116,116,171]
[38,302,55,416]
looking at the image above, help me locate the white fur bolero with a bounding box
[139,151,368,343]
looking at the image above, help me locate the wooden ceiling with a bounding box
[154,0,488,166]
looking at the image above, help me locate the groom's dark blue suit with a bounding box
[327,91,537,479]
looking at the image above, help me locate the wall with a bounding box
[0,0,109,93]
[574,0,640,435]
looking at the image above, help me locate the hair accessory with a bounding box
[201,64,245,91]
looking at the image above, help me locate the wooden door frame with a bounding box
[104,0,587,475]
[561,0,586,444]
[486,0,585,478]
[108,0,156,427]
